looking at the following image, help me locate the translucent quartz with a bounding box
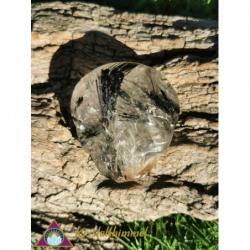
[71,62,179,182]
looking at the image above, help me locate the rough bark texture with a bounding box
[31,2,218,249]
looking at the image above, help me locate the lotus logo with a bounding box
[45,229,64,246]
[35,220,73,247]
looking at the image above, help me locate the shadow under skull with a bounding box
[71,62,180,182]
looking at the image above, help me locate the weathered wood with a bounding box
[31,1,218,248]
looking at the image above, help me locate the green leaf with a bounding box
[129,226,140,247]
[102,220,109,226]
[147,234,171,249]
[176,222,211,247]
[192,223,207,238]
[171,238,178,247]
[113,235,136,250]
[176,214,182,237]
[154,245,160,250]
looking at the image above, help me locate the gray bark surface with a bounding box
[31,2,218,249]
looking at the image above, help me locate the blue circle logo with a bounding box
[44,228,64,246]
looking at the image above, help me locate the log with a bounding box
[31,1,218,248]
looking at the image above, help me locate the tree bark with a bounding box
[31,1,218,248]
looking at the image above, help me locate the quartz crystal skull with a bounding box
[71,62,179,182]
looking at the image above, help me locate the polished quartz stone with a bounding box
[71,62,179,182]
